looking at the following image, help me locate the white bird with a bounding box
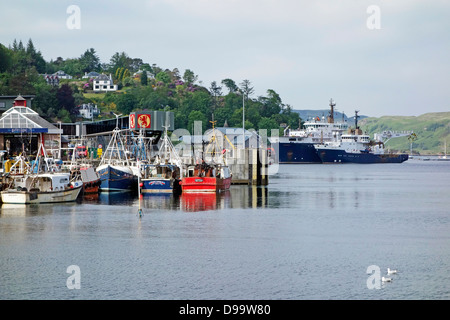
[387,268,398,275]
[382,276,392,282]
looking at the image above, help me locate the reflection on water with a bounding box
[180,191,229,212]
[0,186,269,215]
[97,190,135,205]
[89,186,269,212]
[1,202,79,216]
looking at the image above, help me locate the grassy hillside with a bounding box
[359,112,450,155]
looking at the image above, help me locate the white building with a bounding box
[54,70,73,79]
[78,103,99,120]
[93,74,118,92]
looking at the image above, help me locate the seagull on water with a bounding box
[382,276,392,282]
[387,268,398,275]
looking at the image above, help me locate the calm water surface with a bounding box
[1,159,449,300]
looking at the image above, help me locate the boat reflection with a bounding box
[98,190,135,205]
[0,202,79,216]
[181,191,229,212]
[140,193,181,211]
[135,186,268,212]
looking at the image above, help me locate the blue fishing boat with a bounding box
[141,164,181,194]
[96,114,134,191]
[140,122,183,194]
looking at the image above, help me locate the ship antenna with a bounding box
[354,110,360,129]
[329,98,336,123]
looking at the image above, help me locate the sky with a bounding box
[1,0,449,118]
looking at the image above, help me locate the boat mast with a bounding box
[328,98,336,124]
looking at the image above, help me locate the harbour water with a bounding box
[1,159,449,300]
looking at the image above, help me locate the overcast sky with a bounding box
[1,0,449,117]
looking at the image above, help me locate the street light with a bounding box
[239,89,245,149]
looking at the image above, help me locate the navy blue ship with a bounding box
[269,99,348,163]
[314,111,409,164]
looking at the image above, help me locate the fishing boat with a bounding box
[96,113,134,191]
[62,141,101,196]
[140,124,183,194]
[1,144,83,204]
[141,164,182,194]
[181,162,232,193]
[269,99,348,163]
[181,120,232,193]
[70,165,101,195]
[315,111,409,164]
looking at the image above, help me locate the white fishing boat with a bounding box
[1,144,82,204]
[1,172,83,204]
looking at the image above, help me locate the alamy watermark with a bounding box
[366,5,381,30]
[366,265,382,289]
[66,5,81,30]
[66,265,81,289]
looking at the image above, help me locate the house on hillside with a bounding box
[133,70,153,79]
[54,70,73,79]
[93,74,118,92]
[82,71,101,79]
[78,103,99,120]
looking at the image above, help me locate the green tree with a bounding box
[156,71,171,84]
[108,52,132,73]
[209,81,222,111]
[183,69,197,84]
[140,71,148,86]
[79,48,101,73]
[116,93,137,114]
[32,82,58,119]
[62,58,82,77]
[258,117,279,132]
[25,39,46,73]
[188,110,208,132]
[56,84,76,119]
[258,89,283,118]
[221,78,238,94]
[239,79,255,98]
[0,44,12,72]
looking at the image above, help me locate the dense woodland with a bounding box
[0,39,300,134]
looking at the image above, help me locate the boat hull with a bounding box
[97,164,134,191]
[272,141,322,163]
[316,149,409,163]
[181,176,231,193]
[141,178,181,194]
[1,186,82,204]
[79,167,101,195]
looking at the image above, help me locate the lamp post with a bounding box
[241,89,245,149]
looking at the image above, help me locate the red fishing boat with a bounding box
[181,162,232,193]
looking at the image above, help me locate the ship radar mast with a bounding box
[328,98,336,124]
[354,110,360,129]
